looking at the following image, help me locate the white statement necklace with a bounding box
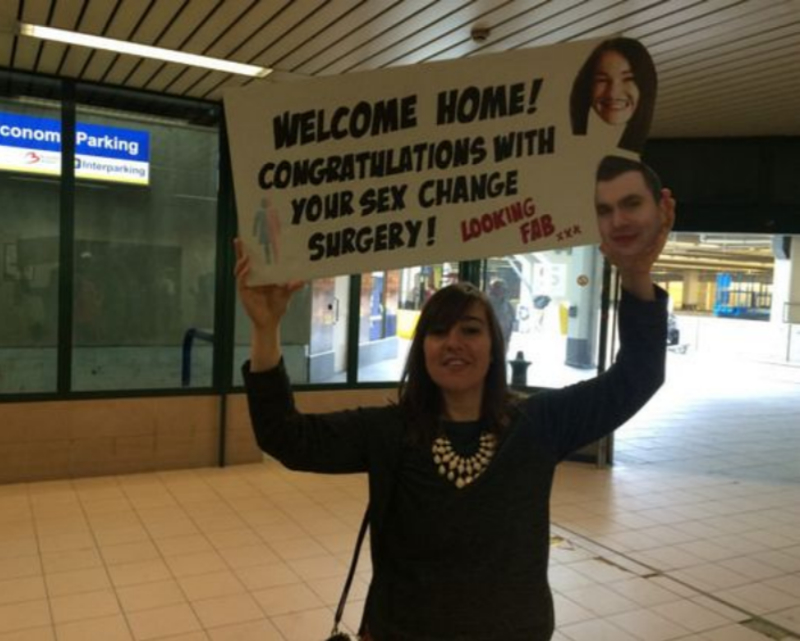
[432,432,498,489]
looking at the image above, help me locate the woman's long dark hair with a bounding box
[398,282,513,445]
[569,37,657,153]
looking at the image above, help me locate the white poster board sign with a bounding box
[225,37,656,284]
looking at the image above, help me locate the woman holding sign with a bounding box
[570,37,657,153]
[236,156,674,640]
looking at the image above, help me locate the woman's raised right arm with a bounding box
[236,238,378,473]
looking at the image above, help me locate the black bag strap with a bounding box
[330,506,370,637]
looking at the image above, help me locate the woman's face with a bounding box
[591,50,639,125]
[423,301,492,404]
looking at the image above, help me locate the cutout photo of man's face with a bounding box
[591,51,640,126]
[595,170,664,258]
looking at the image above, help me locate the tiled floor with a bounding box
[1,351,799,640]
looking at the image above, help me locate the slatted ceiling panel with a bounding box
[238,0,364,74]
[392,0,579,66]
[316,0,506,75]
[124,0,220,89]
[659,42,800,97]
[732,99,800,136]
[502,0,651,51]
[656,45,800,118]
[424,2,579,64]
[179,0,314,98]
[384,1,522,69]
[574,0,715,43]
[625,6,792,137]
[651,6,797,60]
[605,0,708,33]
[327,0,504,74]
[0,0,20,69]
[143,0,256,92]
[174,69,225,97]
[657,27,796,77]
[661,86,799,130]
[0,0,20,31]
[151,0,220,48]
[648,5,787,55]
[391,0,591,67]
[670,32,800,80]
[656,101,799,138]
[383,28,481,69]
[205,67,313,102]
[126,58,169,89]
[659,80,789,128]
[3,0,800,136]
[166,65,220,95]
[234,0,343,66]
[476,0,625,52]
[57,0,115,78]
[190,64,273,100]
[288,1,452,75]
[200,76,249,101]
[655,92,800,136]
[21,0,54,26]
[13,0,51,71]
[98,0,168,84]
[190,57,260,98]
[160,0,280,98]
[664,64,799,115]
[198,0,297,63]
[200,78,235,101]
[659,64,795,118]
[422,0,588,65]
[182,65,239,100]
[141,60,200,92]
[152,65,192,93]
[283,0,416,75]
[141,58,194,91]
[203,67,305,102]
[169,68,221,97]
[78,0,150,82]
[624,0,741,40]
[187,72,238,99]
[101,1,185,85]
[0,34,13,70]
[35,41,67,75]
[34,0,81,74]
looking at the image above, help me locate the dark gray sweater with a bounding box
[243,288,667,640]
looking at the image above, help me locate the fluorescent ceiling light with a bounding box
[18,23,272,78]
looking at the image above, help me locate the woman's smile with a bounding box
[592,50,639,126]
[424,302,492,404]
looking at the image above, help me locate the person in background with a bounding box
[235,157,674,640]
[488,278,515,354]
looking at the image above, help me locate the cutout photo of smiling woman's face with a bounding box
[592,50,639,126]
[569,37,657,153]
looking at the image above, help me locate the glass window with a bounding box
[0,84,62,393]
[358,262,458,383]
[71,93,220,391]
[308,275,351,383]
[483,247,604,388]
[232,275,351,386]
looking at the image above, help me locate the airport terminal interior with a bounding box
[1,356,800,641]
[2,2,800,640]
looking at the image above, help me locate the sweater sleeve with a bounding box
[242,359,379,474]
[531,286,668,461]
